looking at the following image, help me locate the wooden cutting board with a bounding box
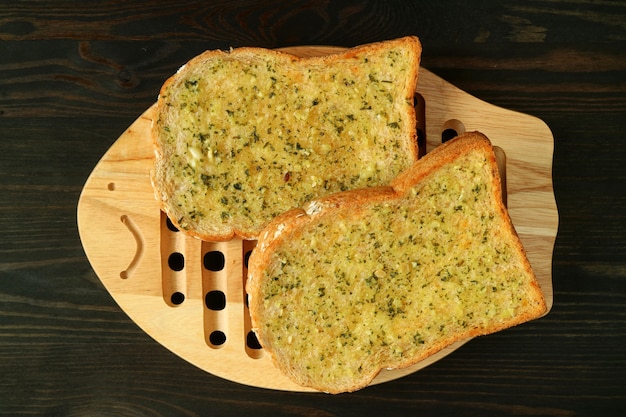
[77,46,557,392]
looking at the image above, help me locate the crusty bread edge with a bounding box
[246,131,547,393]
[150,36,421,241]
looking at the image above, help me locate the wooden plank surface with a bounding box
[77,47,557,391]
[3,0,626,415]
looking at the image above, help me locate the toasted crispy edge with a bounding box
[246,131,547,393]
[151,36,421,241]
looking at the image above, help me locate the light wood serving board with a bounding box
[77,46,557,392]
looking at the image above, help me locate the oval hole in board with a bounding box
[167,252,185,271]
[209,330,227,347]
[441,119,466,143]
[246,331,262,350]
[165,216,179,232]
[204,251,225,271]
[206,290,226,311]
[170,291,185,305]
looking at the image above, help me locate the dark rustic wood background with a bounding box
[1,1,625,416]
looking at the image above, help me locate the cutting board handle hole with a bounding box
[247,331,263,351]
[167,252,185,271]
[170,292,185,305]
[441,119,466,143]
[208,330,227,347]
[206,290,227,310]
[107,182,116,191]
[165,216,179,232]
[204,251,225,271]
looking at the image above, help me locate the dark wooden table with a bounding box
[2,1,625,416]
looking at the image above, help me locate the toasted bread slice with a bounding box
[246,132,547,393]
[151,36,421,241]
